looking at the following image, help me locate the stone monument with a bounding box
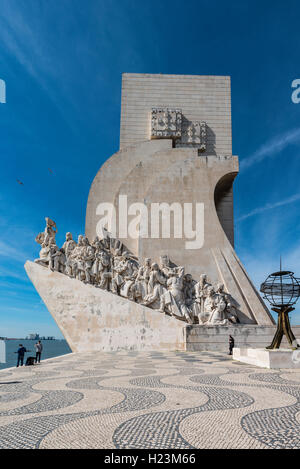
[26,73,293,353]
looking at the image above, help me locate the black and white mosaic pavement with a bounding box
[1,350,300,449]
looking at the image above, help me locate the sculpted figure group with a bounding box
[35,219,240,326]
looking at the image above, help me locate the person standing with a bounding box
[35,340,43,363]
[15,344,27,367]
[229,335,235,355]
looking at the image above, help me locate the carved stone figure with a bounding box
[93,248,111,290]
[213,283,240,325]
[35,218,58,268]
[206,296,228,325]
[143,263,167,310]
[132,258,152,302]
[44,218,57,246]
[183,274,195,308]
[49,244,65,273]
[33,220,240,325]
[35,243,51,267]
[119,252,138,300]
[202,283,229,326]
[203,286,217,322]
[60,232,76,276]
[147,262,166,295]
[83,238,95,284]
[72,235,86,281]
[194,274,211,323]
[160,267,193,324]
[110,255,122,293]
[159,255,176,279]
[224,293,240,324]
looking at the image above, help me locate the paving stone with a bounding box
[0,351,300,448]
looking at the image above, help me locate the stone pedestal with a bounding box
[184,324,300,352]
[23,261,300,354]
[233,347,300,369]
[0,340,5,363]
[25,261,185,353]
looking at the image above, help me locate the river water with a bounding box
[0,339,72,370]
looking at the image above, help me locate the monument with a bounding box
[26,73,294,353]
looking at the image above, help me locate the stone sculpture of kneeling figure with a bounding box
[206,299,229,325]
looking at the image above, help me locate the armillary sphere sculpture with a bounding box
[260,268,300,350]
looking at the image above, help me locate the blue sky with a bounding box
[0,0,300,338]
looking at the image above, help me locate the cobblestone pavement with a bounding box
[0,351,300,449]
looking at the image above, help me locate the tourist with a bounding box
[229,335,235,355]
[35,340,43,363]
[15,344,28,367]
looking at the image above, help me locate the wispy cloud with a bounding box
[241,127,300,170]
[238,242,300,323]
[0,280,32,292]
[0,2,81,134]
[237,192,300,222]
[0,7,54,93]
[0,266,28,282]
[0,240,30,262]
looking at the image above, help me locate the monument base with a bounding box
[25,262,300,354]
[25,261,185,353]
[184,324,300,352]
[233,347,300,369]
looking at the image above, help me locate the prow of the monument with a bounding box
[26,73,277,353]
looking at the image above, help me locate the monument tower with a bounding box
[86,74,273,326]
[26,73,276,353]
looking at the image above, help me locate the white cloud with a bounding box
[237,192,300,222]
[241,127,300,170]
[0,240,30,262]
[0,3,79,133]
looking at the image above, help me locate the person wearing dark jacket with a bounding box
[229,335,235,355]
[15,344,28,367]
